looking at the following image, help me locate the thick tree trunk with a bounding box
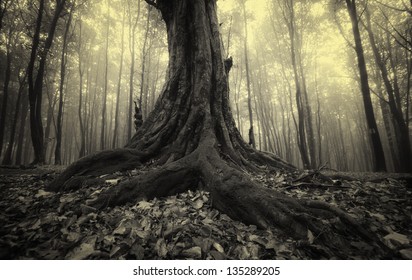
[48,0,389,256]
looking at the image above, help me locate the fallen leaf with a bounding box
[384,232,410,249]
[193,199,204,209]
[264,239,280,250]
[209,250,226,260]
[105,179,119,185]
[30,219,41,230]
[80,204,97,215]
[35,190,53,198]
[213,242,224,253]
[155,238,168,257]
[307,229,315,244]
[66,231,82,243]
[399,248,412,260]
[368,212,386,221]
[110,242,130,259]
[247,243,260,259]
[103,235,115,247]
[113,220,128,235]
[66,236,97,260]
[136,201,154,210]
[182,246,202,259]
[130,243,145,259]
[234,246,250,259]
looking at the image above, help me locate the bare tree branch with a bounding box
[377,7,412,53]
[375,0,412,16]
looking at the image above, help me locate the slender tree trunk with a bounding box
[345,0,386,171]
[2,73,27,165]
[315,75,322,165]
[300,69,316,168]
[112,7,126,149]
[44,79,57,162]
[406,48,411,130]
[55,6,73,165]
[283,0,311,169]
[15,88,29,165]
[337,110,348,170]
[233,61,242,132]
[78,20,86,158]
[241,0,255,148]
[373,68,400,171]
[127,0,141,141]
[0,28,12,158]
[101,0,110,150]
[23,124,32,164]
[89,54,101,154]
[139,6,151,118]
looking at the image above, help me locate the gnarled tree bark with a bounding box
[48,0,388,257]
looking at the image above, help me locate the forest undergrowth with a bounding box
[0,166,411,260]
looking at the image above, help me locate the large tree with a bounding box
[47,0,388,256]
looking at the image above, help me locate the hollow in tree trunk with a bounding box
[47,0,388,257]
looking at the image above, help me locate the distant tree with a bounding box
[55,4,74,165]
[268,0,316,169]
[239,0,255,148]
[127,0,141,142]
[112,5,126,149]
[2,71,26,165]
[0,27,12,158]
[77,18,86,158]
[100,0,110,150]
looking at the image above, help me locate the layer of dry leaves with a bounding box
[0,167,411,260]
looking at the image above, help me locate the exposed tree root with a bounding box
[46,148,147,192]
[89,158,200,209]
[47,136,391,258]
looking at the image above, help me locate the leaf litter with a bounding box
[0,167,411,259]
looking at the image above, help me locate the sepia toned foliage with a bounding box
[0,0,411,259]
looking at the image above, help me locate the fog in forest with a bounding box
[0,0,411,172]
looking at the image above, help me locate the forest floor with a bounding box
[0,166,411,260]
